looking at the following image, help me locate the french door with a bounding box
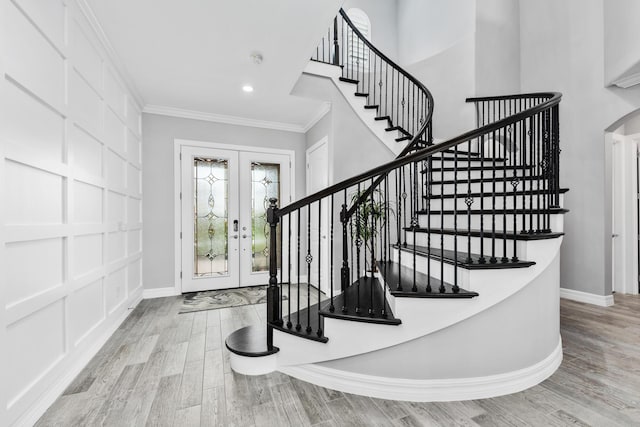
[180,146,291,292]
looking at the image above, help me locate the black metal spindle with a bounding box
[528,115,534,233]
[412,162,418,292]
[287,214,292,328]
[355,183,362,314]
[453,144,459,292]
[317,199,322,337]
[296,209,301,330]
[490,130,497,264]
[369,178,375,316]
[306,204,312,334]
[439,157,445,293]
[330,195,335,312]
[396,168,402,291]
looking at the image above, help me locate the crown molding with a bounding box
[302,102,331,133]
[143,104,312,133]
[75,0,145,109]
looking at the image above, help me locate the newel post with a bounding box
[340,204,350,292]
[266,198,280,350]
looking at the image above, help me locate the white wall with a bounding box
[343,0,399,62]
[475,0,521,96]
[519,0,640,296]
[141,114,306,292]
[405,37,477,140]
[0,0,143,424]
[396,0,477,139]
[397,0,476,66]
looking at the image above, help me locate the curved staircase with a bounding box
[226,9,566,401]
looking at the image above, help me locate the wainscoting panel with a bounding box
[1,0,144,424]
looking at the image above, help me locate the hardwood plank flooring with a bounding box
[36,294,640,426]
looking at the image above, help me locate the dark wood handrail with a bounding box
[334,8,434,220]
[339,9,430,100]
[278,92,561,217]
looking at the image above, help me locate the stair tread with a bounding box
[396,136,411,142]
[273,301,329,343]
[385,126,411,135]
[396,244,536,269]
[375,116,391,122]
[404,227,565,241]
[354,92,369,97]
[225,325,280,357]
[418,207,569,215]
[364,104,379,109]
[426,188,570,199]
[339,77,359,84]
[319,277,401,325]
[377,261,478,298]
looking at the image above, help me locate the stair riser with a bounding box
[405,232,525,260]
[429,180,546,195]
[428,158,505,168]
[420,212,565,233]
[431,169,532,181]
[428,194,563,211]
[390,247,469,286]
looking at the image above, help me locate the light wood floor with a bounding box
[36,294,640,426]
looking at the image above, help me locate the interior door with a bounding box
[307,140,330,293]
[181,146,239,292]
[181,145,292,292]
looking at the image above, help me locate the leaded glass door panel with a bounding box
[239,152,291,287]
[181,147,240,292]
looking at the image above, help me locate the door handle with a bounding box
[242,234,248,239]
[232,235,238,239]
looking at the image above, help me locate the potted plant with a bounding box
[350,187,393,272]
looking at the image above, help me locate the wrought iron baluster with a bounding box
[369,177,375,316]
[330,195,335,312]
[396,168,403,291]
[296,209,301,331]
[490,130,497,264]
[412,161,418,292]
[355,183,362,314]
[317,199,322,337]
[287,214,292,328]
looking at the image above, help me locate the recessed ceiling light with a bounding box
[242,85,254,93]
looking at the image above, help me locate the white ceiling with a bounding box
[86,0,343,128]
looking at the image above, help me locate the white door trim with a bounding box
[173,138,296,295]
[610,133,640,295]
[306,136,330,293]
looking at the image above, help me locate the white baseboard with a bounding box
[14,288,143,427]
[280,336,562,402]
[560,288,614,307]
[143,287,180,299]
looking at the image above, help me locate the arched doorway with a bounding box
[607,110,640,295]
